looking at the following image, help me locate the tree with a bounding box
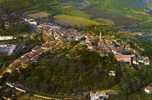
[0,0,31,12]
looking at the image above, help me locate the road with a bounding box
[5,82,83,100]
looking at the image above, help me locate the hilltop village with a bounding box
[40,20,150,66]
[1,0,152,99]
[0,15,151,100]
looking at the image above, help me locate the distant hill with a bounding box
[58,0,152,32]
[61,0,152,10]
[88,0,149,10]
[60,0,90,9]
[146,0,152,10]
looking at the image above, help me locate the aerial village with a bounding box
[0,14,151,100]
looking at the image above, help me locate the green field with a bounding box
[54,14,100,27]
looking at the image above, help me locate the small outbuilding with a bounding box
[144,84,152,94]
[0,44,16,56]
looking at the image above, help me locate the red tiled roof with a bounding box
[114,54,134,62]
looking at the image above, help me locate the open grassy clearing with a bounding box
[54,14,100,27]
[26,11,49,19]
[61,6,90,18]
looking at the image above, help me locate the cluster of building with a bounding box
[0,42,51,77]
[90,90,117,100]
[39,23,99,51]
[0,18,150,75]
[90,91,109,100]
[39,23,150,67]
[110,42,150,66]
[90,82,152,100]
[38,23,84,42]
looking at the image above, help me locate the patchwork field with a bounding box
[54,14,100,27]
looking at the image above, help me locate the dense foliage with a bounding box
[9,43,120,96]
